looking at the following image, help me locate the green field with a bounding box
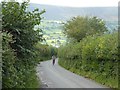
[38,20,66,47]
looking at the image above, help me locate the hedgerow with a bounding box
[58,32,118,88]
[2,1,45,88]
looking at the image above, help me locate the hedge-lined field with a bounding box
[58,32,118,88]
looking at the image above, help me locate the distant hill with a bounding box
[28,3,118,21]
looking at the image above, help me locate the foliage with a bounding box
[63,16,108,42]
[34,42,58,61]
[58,32,118,88]
[59,16,118,88]
[2,1,45,88]
[2,2,45,59]
[2,32,18,87]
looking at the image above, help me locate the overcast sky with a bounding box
[1,0,119,7]
[28,0,119,7]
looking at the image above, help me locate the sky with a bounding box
[0,0,119,7]
[27,0,118,7]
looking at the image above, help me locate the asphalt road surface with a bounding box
[36,59,110,89]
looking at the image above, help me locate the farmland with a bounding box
[35,20,66,47]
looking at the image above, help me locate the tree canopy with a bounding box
[2,2,45,59]
[63,16,108,42]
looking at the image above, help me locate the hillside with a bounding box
[28,3,118,21]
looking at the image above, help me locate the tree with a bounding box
[63,16,108,42]
[2,1,45,88]
[2,2,45,59]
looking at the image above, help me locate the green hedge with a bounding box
[2,32,40,88]
[2,2,44,88]
[58,32,118,88]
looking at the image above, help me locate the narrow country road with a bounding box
[36,59,110,89]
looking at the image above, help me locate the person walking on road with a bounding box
[52,55,56,65]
